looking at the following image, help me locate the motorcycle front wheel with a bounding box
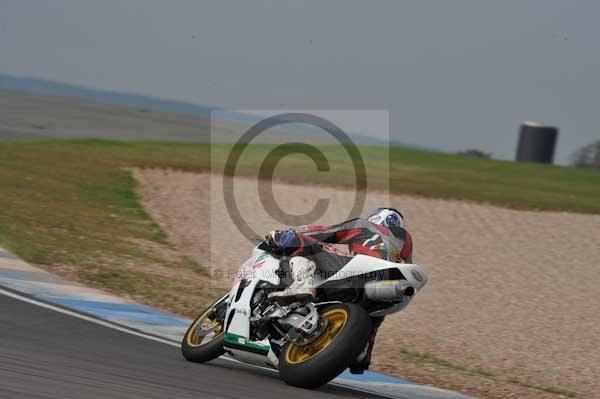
[278,303,372,388]
[181,294,228,363]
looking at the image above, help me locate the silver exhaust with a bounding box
[364,279,415,302]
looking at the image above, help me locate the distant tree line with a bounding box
[571,141,600,169]
[456,142,600,169]
[457,149,492,159]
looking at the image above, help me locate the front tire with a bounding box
[278,303,372,388]
[181,295,228,363]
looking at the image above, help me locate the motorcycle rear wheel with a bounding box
[181,295,228,363]
[278,303,372,388]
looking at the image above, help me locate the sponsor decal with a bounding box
[255,253,269,261]
[225,332,271,354]
[411,269,423,282]
[322,244,351,257]
[251,260,266,270]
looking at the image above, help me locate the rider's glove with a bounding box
[264,230,295,251]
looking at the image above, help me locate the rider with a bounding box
[264,207,413,373]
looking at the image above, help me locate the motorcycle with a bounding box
[181,240,428,388]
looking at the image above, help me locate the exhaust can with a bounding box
[364,279,414,302]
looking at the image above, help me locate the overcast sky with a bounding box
[1,1,599,163]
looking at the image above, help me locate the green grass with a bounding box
[0,139,221,314]
[0,139,599,312]
[212,142,600,214]
[1,139,599,266]
[0,140,165,266]
[508,378,578,398]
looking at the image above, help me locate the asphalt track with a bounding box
[0,292,392,399]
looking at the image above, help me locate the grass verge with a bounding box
[1,139,597,275]
[1,139,599,307]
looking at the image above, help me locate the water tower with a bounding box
[515,122,558,164]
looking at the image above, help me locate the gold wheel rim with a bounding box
[284,308,348,364]
[186,307,224,348]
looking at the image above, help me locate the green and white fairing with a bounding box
[223,248,281,367]
[221,245,428,368]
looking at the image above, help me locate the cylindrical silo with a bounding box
[515,122,558,164]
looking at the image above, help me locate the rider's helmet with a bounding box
[367,207,405,230]
[368,208,411,263]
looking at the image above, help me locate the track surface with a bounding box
[0,293,387,399]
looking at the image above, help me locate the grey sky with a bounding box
[1,1,599,163]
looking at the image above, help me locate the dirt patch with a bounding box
[135,168,600,399]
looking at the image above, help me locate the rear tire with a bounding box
[181,295,228,363]
[278,303,372,388]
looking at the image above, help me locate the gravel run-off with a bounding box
[135,168,600,399]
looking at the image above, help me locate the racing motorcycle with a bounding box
[181,240,427,388]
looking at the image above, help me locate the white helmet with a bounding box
[367,208,405,229]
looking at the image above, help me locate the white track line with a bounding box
[0,287,179,348]
[0,286,276,371]
[0,286,273,369]
[0,286,404,399]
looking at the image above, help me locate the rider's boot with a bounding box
[268,256,316,303]
[349,316,384,374]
